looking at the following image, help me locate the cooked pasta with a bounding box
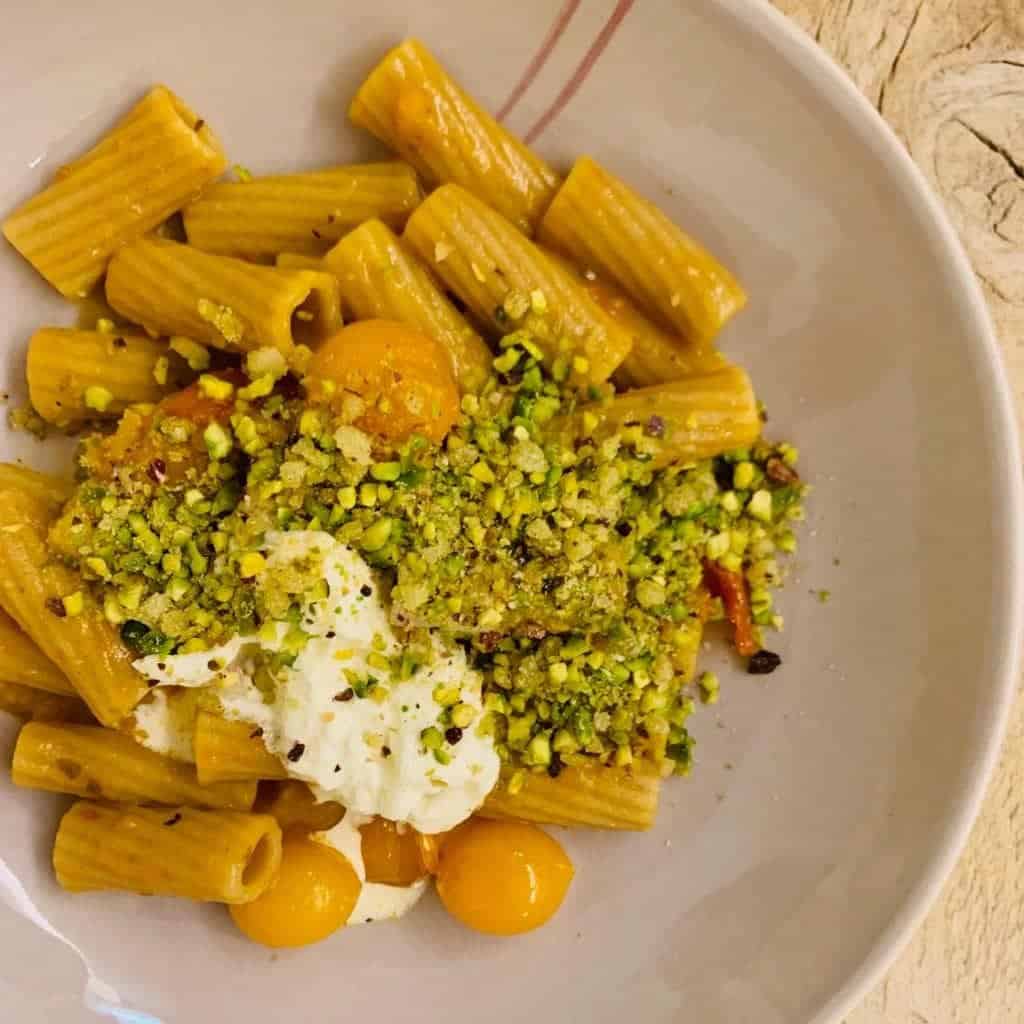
[106,238,343,355]
[2,86,226,298]
[325,218,492,392]
[183,163,421,259]
[538,156,747,347]
[481,763,661,831]
[27,327,183,426]
[540,247,725,387]
[350,39,560,234]
[14,724,256,811]
[0,47,809,946]
[0,607,75,696]
[194,712,288,785]
[0,464,73,508]
[557,366,762,467]
[403,184,633,384]
[0,681,90,724]
[275,252,328,272]
[0,488,148,726]
[53,801,282,902]
[13,722,257,810]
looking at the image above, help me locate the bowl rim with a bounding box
[0,6,1019,1020]
[718,1,1024,1020]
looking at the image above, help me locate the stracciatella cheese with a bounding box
[135,531,499,834]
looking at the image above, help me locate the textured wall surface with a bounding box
[772,3,1024,1021]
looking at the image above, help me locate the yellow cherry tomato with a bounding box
[359,817,428,886]
[436,819,574,936]
[306,319,460,443]
[229,832,361,948]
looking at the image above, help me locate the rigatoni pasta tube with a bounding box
[194,712,287,785]
[0,464,73,509]
[325,219,492,393]
[538,156,747,347]
[0,488,148,726]
[540,248,725,388]
[13,722,257,810]
[0,681,90,724]
[183,163,421,258]
[0,608,75,696]
[106,238,343,355]
[275,252,327,272]
[2,86,226,298]
[53,802,282,903]
[27,328,183,426]
[481,763,660,831]
[403,185,633,385]
[350,39,560,234]
[558,366,762,467]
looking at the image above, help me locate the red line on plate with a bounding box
[524,0,637,145]
[496,0,582,122]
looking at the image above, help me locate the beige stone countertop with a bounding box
[772,2,1024,1021]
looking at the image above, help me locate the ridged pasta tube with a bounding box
[540,248,724,388]
[0,464,73,509]
[325,219,492,393]
[0,487,148,726]
[350,39,560,234]
[13,722,257,810]
[275,252,327,272]
[0,607,75,696]
[53,801,282,902]
[183,163,421,258]
[403,184,633,385]
[194,712,287,785]
[481,763,660,831]
[556,366,762,467]
[2,86,227,298]
[538,156,747,346]
[0,680,90,724]
[27,328,182,426]
[106,238,343,355]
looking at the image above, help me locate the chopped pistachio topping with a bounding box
[203,422,232,460]
[83,386,114,413]
[198,375,234,401]
[170,337,211,371]
[57,327,805,775]
[196,299,245,345]
[698,671,720,705]
[152,357,169,386]
[238,374,274,400]
[245,346,288,381]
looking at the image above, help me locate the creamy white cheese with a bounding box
[134,531,499,835]
[318,814,429,925]
[131,688,195,762]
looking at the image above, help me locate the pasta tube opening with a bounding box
[105,240,343,355]
[241,832,279,890]
[289,272,343,349]
[53,802,283,903]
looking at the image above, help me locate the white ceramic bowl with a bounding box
[1,2,1020,1022]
